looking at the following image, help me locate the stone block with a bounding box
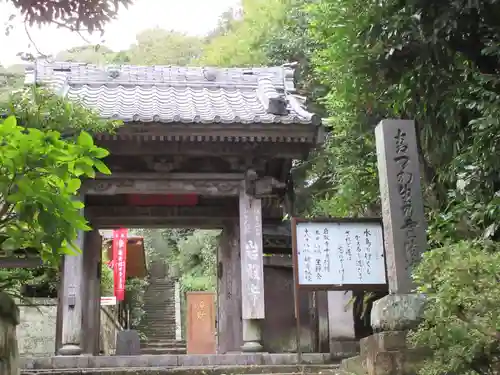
[371,294,425,332]
[341,355,367,375]
[116,330,141,356]
[330,340,359,359]
[360,332,407,358]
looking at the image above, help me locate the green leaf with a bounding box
[67,178,82,194]
[1,115,17,129]
[1,237,18,251]
[72,200,85,209]
[93,147,110,158]
[94,159,112,175]
[77,131,94,147]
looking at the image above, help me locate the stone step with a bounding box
[24,371,338,375]
[22,362,338,373]
[141,339,186,344]
[141,347,187,355]
[141,341,186,347]
[22,355,336,370]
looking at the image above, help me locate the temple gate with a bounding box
[25,61,322,355]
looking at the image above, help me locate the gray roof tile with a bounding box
[26,61,319,125]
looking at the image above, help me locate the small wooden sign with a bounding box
[100,296,117,306]
[292,218,387,290]
[291,217,388,363]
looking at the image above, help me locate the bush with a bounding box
[410,240,500,375]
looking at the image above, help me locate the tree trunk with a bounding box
[0,292,20,375]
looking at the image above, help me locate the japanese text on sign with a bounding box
[295,221,386,285]
[239,192,265,319]
[393,128,420,269]
[112,228,128,301]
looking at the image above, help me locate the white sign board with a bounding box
[295,220,386,286]
[100,296,117,306]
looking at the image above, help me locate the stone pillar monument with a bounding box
[340,119,427,375]
[372,119,426,326]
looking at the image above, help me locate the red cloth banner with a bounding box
[112,228,128,301]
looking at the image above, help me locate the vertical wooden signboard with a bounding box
[291,218,388,361]
[239,191,265,319]
[186,291,216,354]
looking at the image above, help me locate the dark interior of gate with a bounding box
[32,61,326,355]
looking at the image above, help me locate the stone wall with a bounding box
[17,298,118,357]
[99,306,119,355]
[17,298,57,357]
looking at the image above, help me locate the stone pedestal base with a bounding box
[340,294,428,375]
[341,331,427,375]
[57,344,82,356]
[330,340,359,359]
[241,319,263,353]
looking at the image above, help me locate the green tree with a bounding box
[0,87,120,292]
[127,29,204,66]
[56,45,116,65]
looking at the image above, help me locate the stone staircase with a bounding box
[139,259,186,355]
[22,364,340,375]
[141,339,187,355]
[22,356,340,375]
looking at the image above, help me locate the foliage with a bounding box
[55,45,118,65]
[410,240,500,375]
[6,0,131,33]
[127,29,204,66]
[173,230,219,292]
[0,87,119,296]
[0,115,105,261]
[101,260,114,295]
[124,277,148,330]
[0,65,25,103]
[134,228,218,293]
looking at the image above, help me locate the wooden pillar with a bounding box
[239,189,265,352]
[217,222,242,353]
[58,228,85,355]
[316,291,329,352]
[82,229,102,355]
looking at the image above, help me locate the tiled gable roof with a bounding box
[25,61,320,125]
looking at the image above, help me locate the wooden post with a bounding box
[58,228,85,355]
[82,229,102,355]
[216,222,242,353]
[375,119,427,293]
[239,188,265,352]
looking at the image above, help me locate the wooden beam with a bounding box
[86,205,238,220]
[83,174,286,197]
[95,218,226,229]
[95,140,311,158]
[93,173,245,180]
[83,173,243,196]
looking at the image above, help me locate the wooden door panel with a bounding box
[187,292,216,354]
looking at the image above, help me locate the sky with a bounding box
[0,0,240,67]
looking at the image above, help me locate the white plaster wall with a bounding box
[327,291,355,339]
[174,281,182,341]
